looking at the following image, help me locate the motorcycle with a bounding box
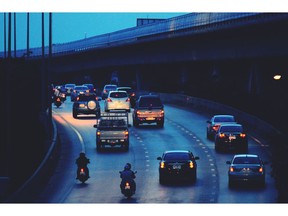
[119,171,137,198]
[54,96,62,108]
[77,167,89,183]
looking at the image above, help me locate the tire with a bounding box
[159,173,165,184]
[73,110,78,118]
[157,121,164,128]
[133,119,139,127]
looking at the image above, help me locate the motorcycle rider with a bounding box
[120,163,136,193]
[76,152,90,179]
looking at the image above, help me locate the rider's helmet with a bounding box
[124,163,131,170]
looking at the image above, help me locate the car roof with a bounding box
[213,114,234,118]
[233,154,259,158]
[163,150,191,154]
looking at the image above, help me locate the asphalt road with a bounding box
[36,96,278,204]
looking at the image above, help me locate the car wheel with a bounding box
[159,173,165,184]
[73,110,78,118]
[228,179,234,188]
[157,121,164,128]
[133,119,139,127]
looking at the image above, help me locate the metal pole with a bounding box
[14,13,16,58]
[8,13,11,59]
[48,12,52,129]
[27,12,30,58]
[4,13,6,58]
[41,12,45,112]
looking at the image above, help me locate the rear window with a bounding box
[104,85,117,90]
[110,92,128,98]
[164,152,190,160]
[233,156,261,164]
[77,95,97,101]
[75,86,88,91]
[139,97,162,107]
[219,125,243,133]
[99,119,126,127]
[214,116,235,122]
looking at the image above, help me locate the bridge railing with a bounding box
[0,13,259,59]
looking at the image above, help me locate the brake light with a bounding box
[230,167,234,172]
[189,161,194,168]
[56,98,61,102]
[136,110,141,115]
[131,93,135,97]
[80,168,84,172]
[107,98,112,102]
[212,124,220,131]
[240,133,246,138]
[219,133,226,138]
[123,131,129,136]
[104,90,107,93]
[97,131,101,136]
[259,167,263,173]
[76,97,79,101]
[126,98,130,102]
[160,162,165,169]
[160,110,164,114]
[125,182,130,187]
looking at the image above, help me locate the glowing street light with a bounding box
[273,74,282,80]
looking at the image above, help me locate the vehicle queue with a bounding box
[54,82,268,196]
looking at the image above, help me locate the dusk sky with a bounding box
[1,0,286,53]
[0,12,186,52]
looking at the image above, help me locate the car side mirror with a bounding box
[207,120,211,124]
[226,161,231,164]
[93,124,97,128]
[157,157,162,160]
[194,156,200,160]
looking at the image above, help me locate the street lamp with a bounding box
[273,74,282,80]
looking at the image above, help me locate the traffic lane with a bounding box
[131,122,218,203]
[164,104,278,203]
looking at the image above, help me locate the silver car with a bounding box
[104,91,131,112]
[226,154,267,187]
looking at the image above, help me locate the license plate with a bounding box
[173,164,181,169]
[146,117,155,120]
[229,135,236,140]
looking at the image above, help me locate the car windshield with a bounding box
[117,88,132,94]
[110,92,127,98]
[99,119,126,127]
[220,125,243,133]
[233,156,261,164]
[65,84,75,88]
[84,84,94,89]
[214,116,235,122]
[164,152,190,160]
[139,97,162,107]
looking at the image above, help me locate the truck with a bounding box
[94,111,130,151]
[133,94,165,128]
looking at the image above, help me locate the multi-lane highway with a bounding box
[36,96,278,203]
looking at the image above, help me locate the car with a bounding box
[104,90,131,112]
[83,83,97,95]
[226,154,267,187]
[206,114,236,140]
[214,123,248,153]
[70,85,89,102]
[116,86,136,108]
[101,84,117,100]
[72,93,101,118]
[157,150,200,184]
[133,94,164,128]
[64,83,76,95]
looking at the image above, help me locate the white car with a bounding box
[104,91,131,112]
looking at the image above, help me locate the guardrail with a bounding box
[1,13,262,59]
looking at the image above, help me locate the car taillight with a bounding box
[131,93,135,97]
[126,98,130,102]
[212,125,220,131]
[123,131,129,136]
[56,98,61,102]
[136,110,141,115]
[219,133,226,138]
[80,168,84,172]
[107,98,112,102]
[259,167,263,173]
[160,162,165,169]
[76,97,79,101]
[230,167,234,172]
[189,161,194,168]
[240,133,246,138]
[160,110,164,114]
[97,131,101,136]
